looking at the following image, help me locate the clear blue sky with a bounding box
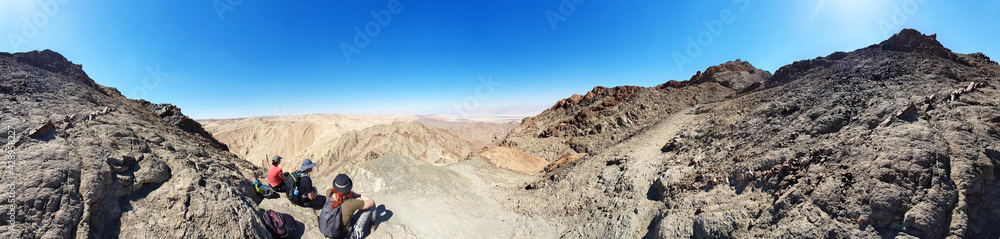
[2,1,998,119]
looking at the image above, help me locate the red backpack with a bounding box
[262,209,298,238]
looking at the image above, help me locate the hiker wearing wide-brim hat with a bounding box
[322,174,377,238]
[290,159,322,208]
[266,155,288,192]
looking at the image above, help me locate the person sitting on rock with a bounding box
[327,174,377,238]
[291,159,322,208]
[267,155,288,192]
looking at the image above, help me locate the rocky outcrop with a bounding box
[504,60,771,162]
[0,50,268,238]
[139,100,229,151]
[511,29,1000,238]
[658,59,770,92]
[876,28,956,61]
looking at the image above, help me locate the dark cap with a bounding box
[333,174,352,193]
[271,155,282,163]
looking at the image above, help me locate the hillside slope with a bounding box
[324,121,481,170]
[511,29,1000,238]
[504,59,772,162]
[0,50,267,238]
[201,114,418,169]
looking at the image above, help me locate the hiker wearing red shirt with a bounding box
[267,155,288,192]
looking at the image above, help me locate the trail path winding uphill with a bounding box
[611,106,703,236]
[516,106,706,238]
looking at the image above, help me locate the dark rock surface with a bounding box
[0,50,268,238]
[508,29,1000,238]
[504,59,771,162]
[137,100,230,151]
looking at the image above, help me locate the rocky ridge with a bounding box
[6,28,997,239]
[509,29,1000,238]
[0,50,267,238]
[504,59,772,162]
[201,114,420,170]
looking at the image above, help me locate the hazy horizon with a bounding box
[193,104,550,121]
[3,1,999,119]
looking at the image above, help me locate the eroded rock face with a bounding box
[510,29,1000,238]
[0,50,268,238]
[138,100,230,151]
[325,121,481,171]
[661,59,770,92]
[505,60,771,162]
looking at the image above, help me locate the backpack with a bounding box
[253,179,280,199]
[285,171,303,203]
[262,209,298,238]
[318,197,346,238]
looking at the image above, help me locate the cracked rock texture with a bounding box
[507,29,1000,238]
[0,50,269,238]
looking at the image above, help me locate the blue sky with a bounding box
[2,0,998,119]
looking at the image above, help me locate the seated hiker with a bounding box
[326,174,376,238]
[289,159,323,208]
[267,155,288,192]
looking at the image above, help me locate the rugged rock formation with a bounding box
[417,118,518,147]
[201,114,419,170]
[510,29,1000,238]
[0,50,267,238]
[504,60,771,162]
[658,59,768,92]
[325,121,480,171]
[138,100,229,151]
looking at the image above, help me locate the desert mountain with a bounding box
[507,29,1000,238]
[202,115,519,175]
[417,117,518,147]
[0,50,267,238]
[201,114,419,170]
[9,28,997,238]
[504,59,772,162]
[202,114,538,237]
[327,121,477,166]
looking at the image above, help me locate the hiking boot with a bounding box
[369,207,378,231]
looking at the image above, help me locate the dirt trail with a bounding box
[618,107,703,236]
[592,106,703,237]
[514,106,705,238]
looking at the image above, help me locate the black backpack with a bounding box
[285,172,303,203]
[318,196,346,238]
[262,209,298,238]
